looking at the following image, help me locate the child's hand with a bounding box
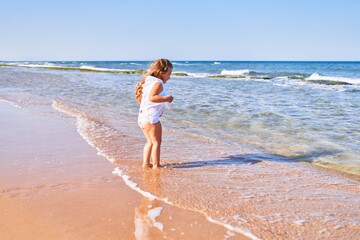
[167,95,174,103]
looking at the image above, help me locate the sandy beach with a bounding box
[1,62,360,239]
[0,101,247,240]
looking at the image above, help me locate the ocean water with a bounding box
[1,61,360,239]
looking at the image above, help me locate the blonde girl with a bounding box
[135,59,173,169]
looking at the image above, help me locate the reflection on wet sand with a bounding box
[134,170,163,240]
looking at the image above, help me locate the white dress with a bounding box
[138,76,171,128]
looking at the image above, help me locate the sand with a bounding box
[0,102,248,240]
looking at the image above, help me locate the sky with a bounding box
[1,0,359,61]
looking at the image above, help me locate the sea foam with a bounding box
[79,65,127,72]
[221,69,251,76]
[112,167,157,201]
[306,72,360,84]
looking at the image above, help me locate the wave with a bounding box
[2,62,360,86]
[186,72,211,78]
[1,62,145,75]
[221,69,252,76]
[0,62,189,76]
[0,98,21,108]
[79,65,130,72]
[171,71,254,78]
[17,63,57,68]
[306,73,360,85]
[52,100,106,157]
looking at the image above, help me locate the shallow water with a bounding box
[1,62,360,238]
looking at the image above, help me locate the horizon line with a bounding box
[1,59,360,62]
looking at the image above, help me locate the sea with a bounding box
[1,61,360,239]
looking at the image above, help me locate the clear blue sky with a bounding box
[1,0,359,61]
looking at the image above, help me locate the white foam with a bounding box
[306,72,360,84]
[0,62,18,66]
[52,100,104,156]
[9,62,78,70]
[18,63,58,68]
[112,168,175,206]
[206,216,260,240]
[221,69,251,76]
[186,72,211,78]
[7,62,135,74]
[53,101,91,138]
[112,167,157,201]
[79,65,125,72]
[0,99,21,109]
[97,150,116,163]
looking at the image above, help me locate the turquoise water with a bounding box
[1,61,360,175]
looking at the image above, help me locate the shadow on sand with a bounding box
[164,150,340,169]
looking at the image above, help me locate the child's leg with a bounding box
[146,121,162,168]
[141,127,153,168]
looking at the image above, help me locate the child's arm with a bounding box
[149,82,173,103]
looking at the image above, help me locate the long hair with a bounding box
[135,59,173,104]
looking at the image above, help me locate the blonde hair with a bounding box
[135,59,173,104]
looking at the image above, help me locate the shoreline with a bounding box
[1,60,360,238]
[0,101,247,239]
[0,64,188,76]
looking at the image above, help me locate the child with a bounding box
[135,59,173,169]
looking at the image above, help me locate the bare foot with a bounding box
[152,164,162,169]
[142,163,153,168]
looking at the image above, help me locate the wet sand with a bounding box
[0,101,247,240]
